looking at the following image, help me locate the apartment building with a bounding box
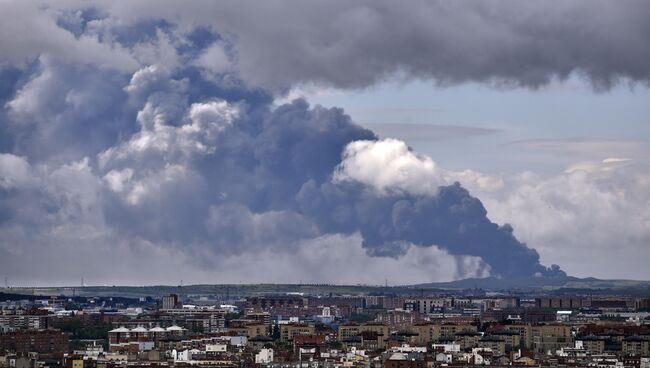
[280,323,315,342]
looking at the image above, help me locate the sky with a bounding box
[304,79,650,174]
[0,1,649,286]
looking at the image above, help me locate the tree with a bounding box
[271,324,281,339]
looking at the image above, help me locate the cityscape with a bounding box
[1,284,650,367]
[2,1,650,368]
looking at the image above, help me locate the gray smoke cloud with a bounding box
[3,1,650,91]
[97,95,561,278]
[27,0,649,91]
[4,0,649,282]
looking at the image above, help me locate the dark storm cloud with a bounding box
[6,0,649,281]
[5,58,133,162]
[2,2,650,91]
[81,0,650,91]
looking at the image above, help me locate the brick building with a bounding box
[0,330,68,357]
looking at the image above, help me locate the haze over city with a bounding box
[1,1,650,286]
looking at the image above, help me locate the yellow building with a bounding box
[410,323,478,344]
[504,325,532,348]
[532,325,571,340]
[505,324,570,350]
[362,322,390,348]
[579,335,605,355]
[479,336,506,356]
[338,322,390,348]
[246,323,269,337]
[622,336,650,356]
[411,323,439,345]
[439,324,477,339]
[72,359,84,368]
[491,330,522,352]
[280,323,315,342]
[514,356,537,366]
[338,323,361,341]
[225,320,267,337]
[531,325,572,353]
[455,331,482,351]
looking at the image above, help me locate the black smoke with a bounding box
[297,180,564,278]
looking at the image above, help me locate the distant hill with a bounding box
[412,275,650,292]
[0,291,40,301]
[2,276,650,299]
[412,275,574,290]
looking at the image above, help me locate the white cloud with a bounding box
[0,154,34,189]
[334,138,444,196]
[334,138,505,195]
[602,157,631,164]
[187,100,240,134]
[124,164,191,206]
[473,162,650,279]
[125,65,177,99]
[99,98,239,168]
[104,168,134,194]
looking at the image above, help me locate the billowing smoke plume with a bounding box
[95,90,563,278]
[7,0,650,281]
[0,83,561,279]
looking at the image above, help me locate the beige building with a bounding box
[411,323,439,345]
[578,335,605,355]
[479,336,506,356]
[504,325,532,348]
[338,322,390,348]
[280,323,315,342]
[505,324,571,350]
[224,323,268,338]
[223,320,264,337]
[440,324,477,340]
[491,330,522,352]
[455,331,482,351]
[622,336,650,356]
[410,323,478,344]
[338,323,361,341]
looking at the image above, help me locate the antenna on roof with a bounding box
[4,276,7,289]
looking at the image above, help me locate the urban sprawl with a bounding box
[1,288,650,368]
